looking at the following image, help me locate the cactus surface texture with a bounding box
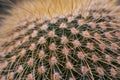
[0,0,120,80]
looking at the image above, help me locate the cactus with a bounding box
[0,0,120,80]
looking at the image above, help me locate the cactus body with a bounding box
[0,0,120,80]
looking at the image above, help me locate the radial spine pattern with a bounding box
[0,0,120,80]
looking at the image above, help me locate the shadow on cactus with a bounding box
[0,0,120,80]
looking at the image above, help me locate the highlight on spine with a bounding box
[0,0,120,80]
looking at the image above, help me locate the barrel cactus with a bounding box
[0,0,120,80]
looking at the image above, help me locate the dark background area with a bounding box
[0,0,18,24]
[117,0,120,4]
[0,0,17,14]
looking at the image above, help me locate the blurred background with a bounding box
[0,0,120,15]
[0,0,120,22]
[0,0,120,14]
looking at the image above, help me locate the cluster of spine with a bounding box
[0,6,120,80]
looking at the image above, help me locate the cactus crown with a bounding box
[0,0,120,80]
